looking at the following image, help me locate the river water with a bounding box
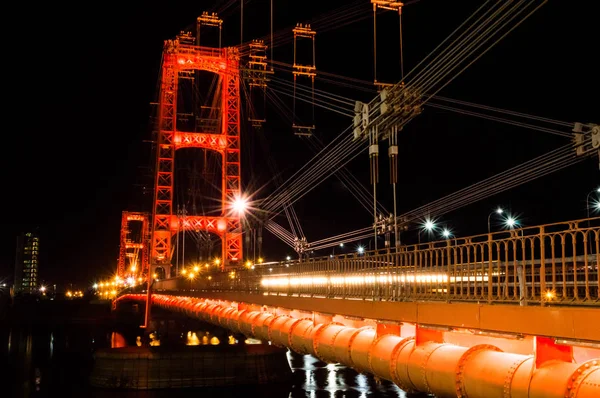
[1,316,417,398]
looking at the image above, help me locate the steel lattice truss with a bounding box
[151,42,242,275]
[117,211,150,279]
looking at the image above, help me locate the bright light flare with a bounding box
[505,216,518,228]
[422,218,437,232]
[40,286,46,293]
[357,246,365,254]
[232,197,248,214]
[442,229,451,238]
[496,207,504,214]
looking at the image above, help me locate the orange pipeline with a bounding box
[118,294,599,398]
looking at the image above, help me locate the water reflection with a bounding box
[3,324,416,398]
[286,350,410,398]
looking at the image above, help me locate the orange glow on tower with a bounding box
[117,211,150,279]
[150,36,242,275]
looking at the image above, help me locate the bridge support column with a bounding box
[376,322,401,337]
[415,324,445,346]
[535,336,573,367]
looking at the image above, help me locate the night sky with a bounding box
[4,1,597,287]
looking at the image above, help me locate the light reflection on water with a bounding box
[286,350,410,398]
[2,325,421,398]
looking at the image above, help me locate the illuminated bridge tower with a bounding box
[151,31,242,278]
[117,211,150,280]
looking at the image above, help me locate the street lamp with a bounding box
[586,188,600,220]
[487,207,504,234]
[442,228,451,239]
[418,219,436,244]
[357,245,365,254]
[505,216,517,229]
[504,215,523,236]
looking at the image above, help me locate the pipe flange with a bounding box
[234,309,246,331]
[503,355,533,398]
[312,322,343,359]
[250,312,272,337]
[321,326,345,363]
[245,311,261,337]
[286,318,305,353]
[310,324,327,357]
[267,314,289,343]
[455,344,502,398]
[389,336,417,394]
[346,326,375,369]
[367,333,402,375]
[419,343,449,395]
[565,359,599,398]
[265,314,282,342]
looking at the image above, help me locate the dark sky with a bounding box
[3,1,598,287]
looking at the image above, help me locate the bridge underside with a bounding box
[117,293,599,398]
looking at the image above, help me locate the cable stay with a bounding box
[259,0,598,252]
[309,130,598,251]
[267,60,583,143]
[269,72,582,141]
[238,1,368,55]
[426,96,575,138]
[267,89,388,216]
[241,81,306,255]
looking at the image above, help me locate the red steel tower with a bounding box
[117,211,150,279]
[150,39,242,277]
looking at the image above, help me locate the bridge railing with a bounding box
[162,217,599,306]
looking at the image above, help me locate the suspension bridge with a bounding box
[113,1,599,397]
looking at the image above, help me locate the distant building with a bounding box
[14,231,40,294]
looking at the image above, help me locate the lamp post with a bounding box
[487,207,504,234]
[504,215,525,305]
[586,188,600,220]
[505,216,522,236]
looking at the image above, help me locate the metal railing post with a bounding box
[488,234,493,304]
[539,226,546,306]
